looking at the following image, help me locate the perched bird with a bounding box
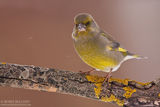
[72,13,146,80]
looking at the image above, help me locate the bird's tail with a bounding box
[132,54,148,59]
[127,52,148,60]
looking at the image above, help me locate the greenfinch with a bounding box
[72,13,146,78]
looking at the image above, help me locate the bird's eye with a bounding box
[85,21,90,26]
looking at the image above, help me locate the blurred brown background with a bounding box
[0,0,160,107]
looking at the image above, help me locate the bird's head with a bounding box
[72,13,99,39]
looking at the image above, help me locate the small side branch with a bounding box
[0,63,160,107]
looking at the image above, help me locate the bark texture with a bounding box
[0,63,160,107]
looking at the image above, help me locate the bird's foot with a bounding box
[102,69,112,86]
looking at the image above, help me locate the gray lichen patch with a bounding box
[19,68,30,79]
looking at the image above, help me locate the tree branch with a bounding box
[0,63,160,107]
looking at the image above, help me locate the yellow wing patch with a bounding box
[117,47,127,52]
[107,46,127,53]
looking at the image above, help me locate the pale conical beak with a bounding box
[77,23,86,32]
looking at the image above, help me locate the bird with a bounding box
[72,13,146,81]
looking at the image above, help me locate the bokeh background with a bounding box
[0,0,160,107]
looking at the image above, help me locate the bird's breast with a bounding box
[74,38,120,71]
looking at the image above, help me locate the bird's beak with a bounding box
[77,23,86,32]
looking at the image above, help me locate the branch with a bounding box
[0,63,160,107]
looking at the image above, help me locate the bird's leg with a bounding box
[103,68,112,85]
[79,68,95,75]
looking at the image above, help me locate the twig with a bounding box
[0,63,160,107]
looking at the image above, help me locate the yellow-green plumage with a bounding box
[72,13,146,72]
[74,34,120,71]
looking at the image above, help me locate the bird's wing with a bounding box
[100,31,128,53]
[100,31,147,59]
